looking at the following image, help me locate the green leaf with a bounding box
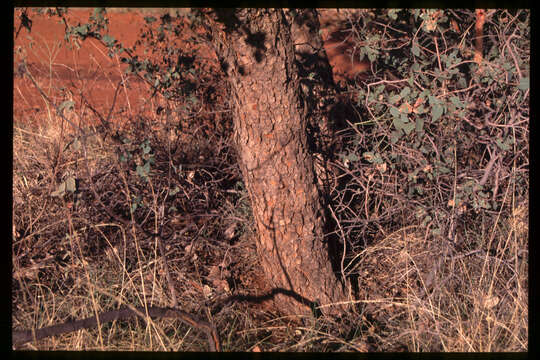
[421,215,432,226]
[144,16,157,23]
[73,25,89,36]
[363,152,383,164]
[390,130,402,143]
[478,191,489,198]
[401,113,409,123]
[363,151,375,162]
[457,77,467,89]
[412,43,420,57]
[142,144,151,154]
[415,116,424,133]
[51,182,66,197]
[495,139,508,151]
[102,34,115,46]
[344,152,359,162]
[130,196,141,213]
[403,122,415,135]
[136,165,144,177]
[71,138,81,151]
[58,100,75,114]
[428,95,440,106]
[388,9,400,20]
[415,105,427,114]
[450,96,465,108]
[372,153,384,164]
[400,87,411,98]
[390,106,401,118]
[366,48,378,62]
[389,94,401,104]
[188,95,198,104]
[518,77,529,91]
[93,7,106,20]
[495,137,513,151]
[432,104,444,121]
[437,165,451,174]
[393,115,405,131]
[136,163,150,180]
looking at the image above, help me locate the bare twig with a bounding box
[434,35,443,72]
[478,147,500,187]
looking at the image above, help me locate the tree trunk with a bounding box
[207,9,347,316]
[287,9,343,193]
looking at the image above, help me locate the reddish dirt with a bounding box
[14,9,199,127]
[13,9,369,127]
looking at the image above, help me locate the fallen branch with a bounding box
[12,306,221,351]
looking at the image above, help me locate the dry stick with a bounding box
[79,79,124,132]
[507,41,523,80]
[22,63,85,136]
[478,147,500,187]
[434,35,443,73]
[12,306,221,351]
[157,226,194,309]
[327,203,347,286]
[474,9,486,66]
[77,88,209,338]
[17,62,222,352]
[153,187,177,310]
[76,87,221,351]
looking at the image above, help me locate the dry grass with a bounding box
[12,8,528,351]
[347,209,528,351]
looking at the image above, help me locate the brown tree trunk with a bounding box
[287,9,343,192]
[206,9,347,316]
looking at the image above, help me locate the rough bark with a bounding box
[288,8,338,140]
[207,9,347,316]
[287,9,342,193]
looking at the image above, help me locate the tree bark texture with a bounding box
[207,9,347,316]
[288,8,337,141]
[287,9,343,194]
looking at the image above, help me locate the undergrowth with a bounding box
[12,8,528,351]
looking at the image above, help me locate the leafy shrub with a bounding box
[332,9,528,248]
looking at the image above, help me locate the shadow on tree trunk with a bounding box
[290,9,364,304]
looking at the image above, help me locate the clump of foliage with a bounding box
[332,9,528,247]
[329,9,528,351]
